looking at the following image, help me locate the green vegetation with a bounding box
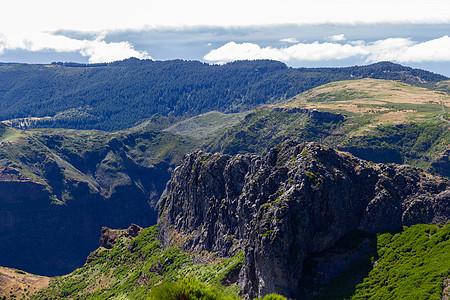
[31,226,247,300]
[31,223,450,299]
[261,294,288,300]
[0,60,445,131]
[204,79,450,176]
[148,279,287,300]
[315,224,450,300]
[163,111,250,141]
[206,108,320,155]
[148,278,240,300]
[340,121,450,170]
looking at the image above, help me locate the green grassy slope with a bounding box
[30,223,450,300]
[0,122,197,205]
[163,111,250,141]
[205,79,450,176]
[315,223,450,300]
[31,225,245,300]
[285,78,449,124]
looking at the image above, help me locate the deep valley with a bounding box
[0,59,449,299]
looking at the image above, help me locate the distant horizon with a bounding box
[1,58,449,78]
[1,1,450,76]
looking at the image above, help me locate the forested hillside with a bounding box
[1,60,450,299]
[0,59,446,131]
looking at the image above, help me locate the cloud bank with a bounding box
[328,34,346,42]
[0,32,149,63]
[1,1,450,64]
[204,36,450,64]
[280,38,299,44]
[2,0,450,31]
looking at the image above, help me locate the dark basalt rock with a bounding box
[99,227,120,249]
[125,223,143,238]
[158,140,450,299]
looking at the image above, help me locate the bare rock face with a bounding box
[99,224,142,249]
[125,223,143,238]
[99,227,120,249]
[158,140,450,299]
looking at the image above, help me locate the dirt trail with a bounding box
[0,267,50,299]
[440,115,450,124]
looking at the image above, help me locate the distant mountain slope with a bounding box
[0,121,197,276]
[0,110,251,276]
[0,59,446,131]
[206,78,450,176]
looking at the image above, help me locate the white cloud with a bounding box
[79,36,150,63]
[280,38,298,44]
[0,31,150,63]
[0,1,449,63]
[284,42,368,61]
[328,34,346,42]
[364,38,414,62]
[204,42,288,62]
[367,36,450,62]
[2,0,450,32]
[204,41,368,63]
[204,36,450,64]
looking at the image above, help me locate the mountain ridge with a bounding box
[0,60,446,131]
[25,140,450,299]
[158,140,450,298]
[1,75,450,276]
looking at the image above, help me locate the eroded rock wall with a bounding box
[158,140,450,299]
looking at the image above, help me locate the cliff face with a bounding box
[0,129,175,276]
[0,166,166,276]
[158,140,450,299]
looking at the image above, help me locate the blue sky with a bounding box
[1,0,450,76]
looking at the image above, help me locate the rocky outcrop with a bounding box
[158,140,450,299]
[432,148,450,178]
[99,227,120,249]
[99,224,142,249]
[272,107,345,123]
[86,224,143,264]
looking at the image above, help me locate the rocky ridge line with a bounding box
[158,140,450,299]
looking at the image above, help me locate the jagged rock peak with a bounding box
[99,224,143,250]
[158,140,450,299]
